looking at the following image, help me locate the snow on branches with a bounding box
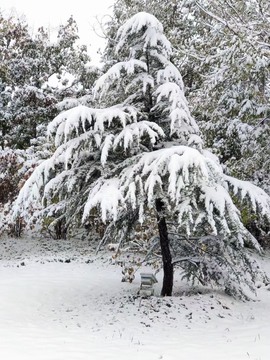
[94,60,147,98]
[115,12,171,56]
[225,175,270,221]
[47,104,138,146]
[83,145,259,248]
[154,82,199,140]
[14,12,270,247]
[12,11,270,298]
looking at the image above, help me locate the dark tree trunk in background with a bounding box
[155,198,173,296]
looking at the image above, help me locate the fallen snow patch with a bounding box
[0,236,270,360]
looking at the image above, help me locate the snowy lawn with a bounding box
[0,237,270,360]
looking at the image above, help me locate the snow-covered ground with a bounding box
[0,236,270,360]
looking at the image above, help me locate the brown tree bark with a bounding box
[155,198,173,296]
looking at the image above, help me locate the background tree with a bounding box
[0,12,99,235]
[0,12,97,150]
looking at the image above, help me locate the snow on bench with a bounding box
[140,273,158,296]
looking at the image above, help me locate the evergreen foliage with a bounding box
[0,13,96,150]
[14,12,270,297]
[0,12,98,234]
[103,0,270,196]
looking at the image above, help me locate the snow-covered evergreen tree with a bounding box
[14,12,270,297]
[103,1,270,194]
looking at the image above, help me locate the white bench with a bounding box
[140,273,158,296]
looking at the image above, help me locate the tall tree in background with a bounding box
[0,13,96,150]
[15,12,270,297]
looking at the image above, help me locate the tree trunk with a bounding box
[155,198,173,296]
